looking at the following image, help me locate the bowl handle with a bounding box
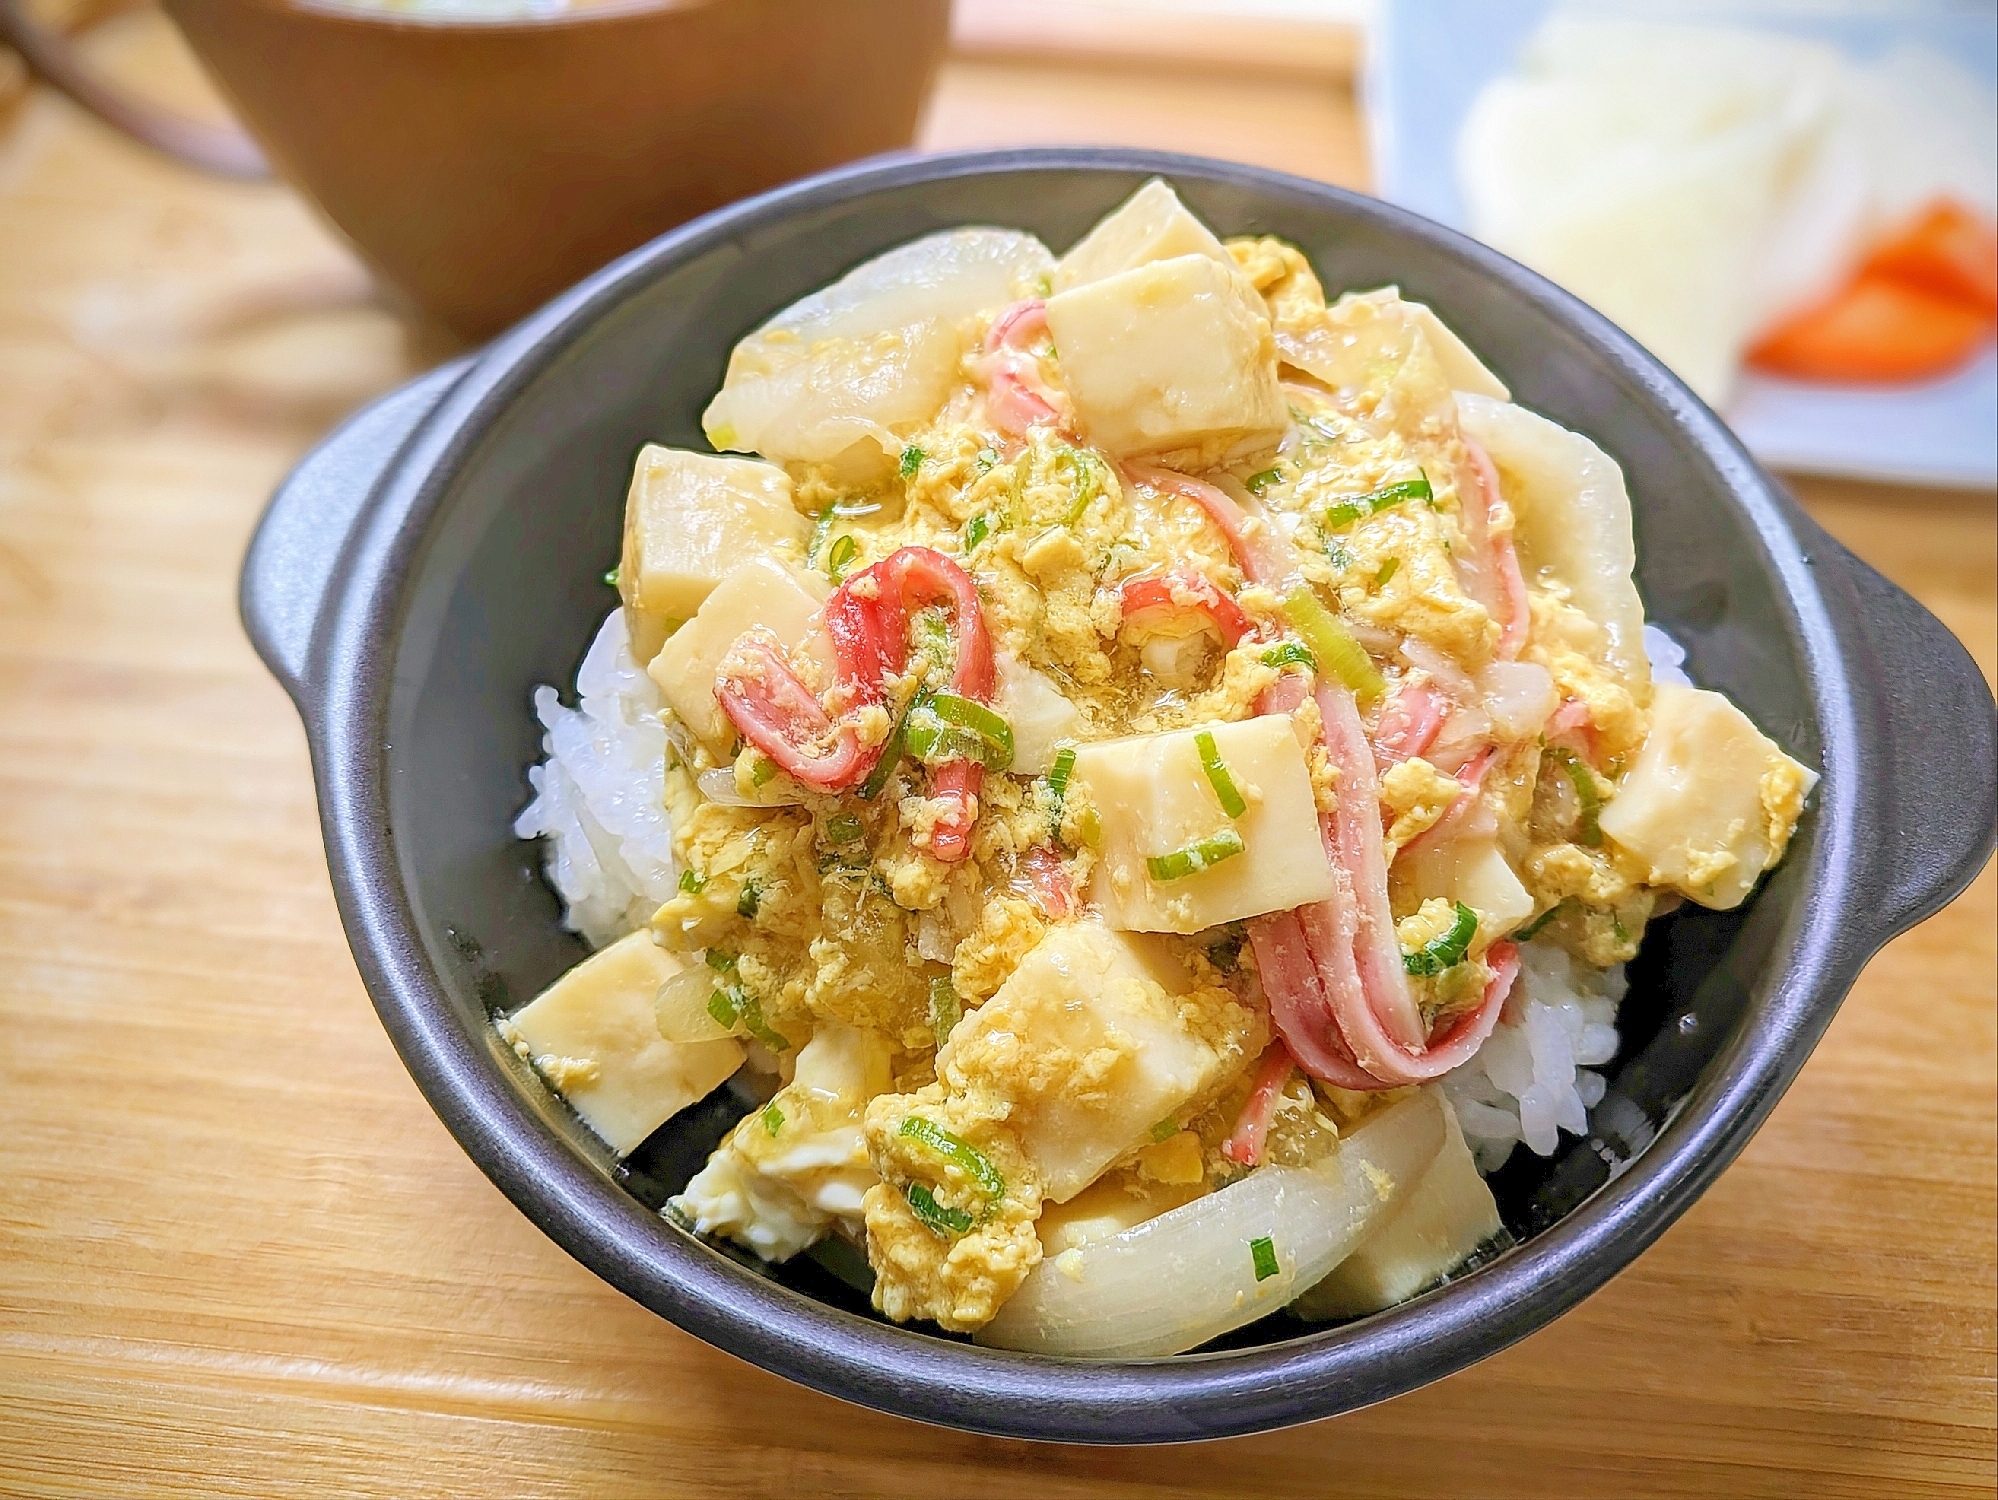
[240,361,468,710]
[1805,514,1997,949]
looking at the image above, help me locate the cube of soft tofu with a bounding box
[1397,836,1535,941]
[1044,255,1288,459]
[1052,177,1231,292]
[501,930,743,1156]
[619,446,809,665]
[1074,715,1335,934]
[1291,1093,1501,1320]
[648,556,831,756]
[1036,1172,1203,1255]
[939,922,1230,1203]
[1598,684,1818,910]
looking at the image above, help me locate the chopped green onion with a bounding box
[1403,901,1478,976]
[898,1116,1005,1201]
[1323,472,1432,531]
[678,868,707,894]
[1557,750,1603,847]
[707,981,790,1053]
[1195,730,1248,818]
[826,534,859,584]
[905,1182,974,1237]
[1207,928,1245,973]
[899,444,925,479]
[1327,541,1355,571]
[807,507,834,566]
[1055,445,1103,526]
[1077,806,1103,849]
[1149,1116,1180,1143]
[1611,912,1630,944]
[859,698,913,801]
[1034,273,1053,298]
[1374,558,1400,587]
[750,756,776,787]
[704,948,737,973]
[1146,828,1246,882]
[928,975,961,1050]
[826,812,866,846]
[1245,467,1284,497]
[974,448,999,474]
[905,692,1014,771]
[913,607,952,669]
[1260,641,1317,672]
[1511,901,1565,942]
[708,423,739,451]
[736,878,762,919]
[1249,1235,1280,1282]
[1282,586,1385,701]
[1047,746,1077,799]
[603,565,620,588]
[964,513,991,551]
[760,1102,784,1137]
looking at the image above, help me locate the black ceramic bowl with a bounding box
[241,149,1996,1443]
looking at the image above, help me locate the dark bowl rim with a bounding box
[291,146,1883,1443]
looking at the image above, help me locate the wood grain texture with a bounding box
[1,14,1992,1499]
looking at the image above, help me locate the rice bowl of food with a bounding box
[241,149,1996,1441]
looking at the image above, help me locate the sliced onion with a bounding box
[655,964,735,1044]
[1477,659,1558,742]
[975,1089,1446,1357]
[697,766,806,808]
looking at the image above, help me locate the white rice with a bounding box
[513,609,679,948]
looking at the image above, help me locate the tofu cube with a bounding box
[502,930,743,1156]
[1397,836,1535,942]
[1291,1093,1501,1320]
[648,556,831,756]
[1074,715,1335,933]
[619,446,809,664]
[1044,254,1288,460]
[939,923,1228,1202]
[1598,684,1818,910]
[1052,177,1231,292]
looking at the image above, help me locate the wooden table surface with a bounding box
[1,12,1992,1498]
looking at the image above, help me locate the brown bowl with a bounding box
[6,0,949,339]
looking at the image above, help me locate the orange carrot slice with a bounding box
[1864,199,1998,316]
[1748,272,1994,384]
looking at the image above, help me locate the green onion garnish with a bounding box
[603,565,620,588]
[760,1102,784,1137]
[905,692,1014,770]
[913,607,951,669]
[1282,586,1385,701]
[1207,929,1245,973]
[1047,745,1077,799]
[1510,901,1565,942]
[1260,641,1317,672]
[1403,901,1478,976]
[964,513,991,551]
[898,1116,1005,1200]
[928,975,961,1050]
[1327,541,1355,571]
[1375,557,1400,587]
[704,949,737,973]
[906,1182,974,1237]
[807,507,834,566]
[859,697,913,801]
[973,448,999,474]
[707,981,789,1052]
[1146,828,1247,882]
[736,879,762,919]
[1245,467,1284,496]
[750,756,776,786]
[1556,750,1603,847]
[1149,1116,1180,1143]
[1055,445,1103,526]
[826,812,866,846]
[1195,730,1247,818]
[1249,1235,1280,1282]
[678,868,706,894]
[1323,472,1432,530]
[899,444,925,479]
[826,534,858,583]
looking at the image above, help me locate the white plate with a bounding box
[1366,0,1998,489]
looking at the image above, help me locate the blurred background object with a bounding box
[2,0,950,338]
[1373,0,1998,487]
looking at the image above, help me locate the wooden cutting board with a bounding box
[0,12,1991,1498]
